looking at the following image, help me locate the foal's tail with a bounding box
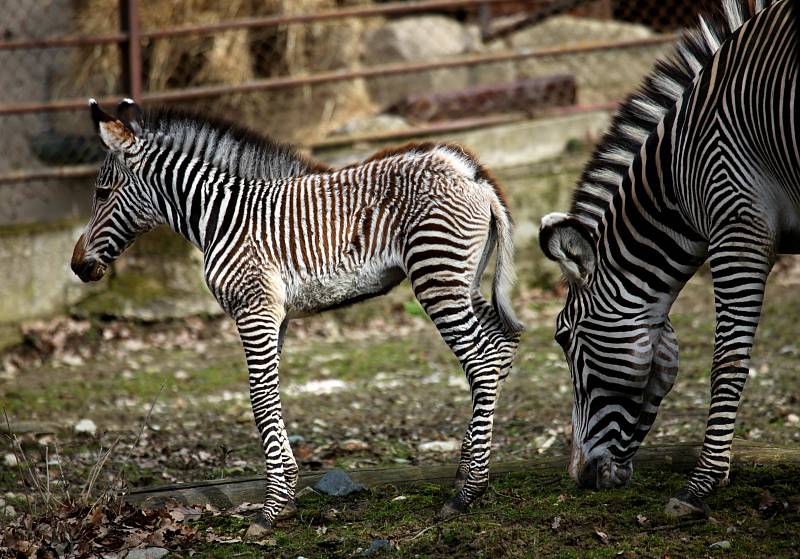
[474,189,524,336]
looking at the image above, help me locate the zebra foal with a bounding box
[71,100,523,530]
[540,0,799,517]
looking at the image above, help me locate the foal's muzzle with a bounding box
[71,234,107,282]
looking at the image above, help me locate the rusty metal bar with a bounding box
[0,165,99,185]
[120,0,143,101]
[141,35,677,103]
[0,34,676,115]
[483,0,594,41]
[0,0,526,51]
[139,0,527,40]
[0,33,127,51]
[0,103,618,185]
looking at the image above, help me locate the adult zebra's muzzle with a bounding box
[576,454,633,489]
[71,234,107,282]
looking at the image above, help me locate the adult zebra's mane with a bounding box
[570,0,781,233]
[139,108,331,182]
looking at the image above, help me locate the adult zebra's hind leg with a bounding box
[665,235,773,518]
[454,292,520,491]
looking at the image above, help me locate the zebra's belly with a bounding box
[285,264,406,317]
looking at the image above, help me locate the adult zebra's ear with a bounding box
[539,212,597,286]
[89,98,138,153]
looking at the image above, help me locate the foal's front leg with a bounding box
[237,310,296,532]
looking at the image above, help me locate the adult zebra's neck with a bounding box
[591,117,708,322]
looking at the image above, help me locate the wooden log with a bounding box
[0,421,61,435]
[123,441,800,510]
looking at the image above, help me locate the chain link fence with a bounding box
[0,0,709,224]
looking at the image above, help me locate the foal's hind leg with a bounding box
[454,292,520,491]
[410,276,504,517]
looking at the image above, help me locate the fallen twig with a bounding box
[406,507,507,541]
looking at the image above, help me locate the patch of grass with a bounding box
[186,464,800,558]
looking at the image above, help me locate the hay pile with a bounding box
[64,0,377,142]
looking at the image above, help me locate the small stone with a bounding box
[418,439,460,453]
[361,539,391,557]
[288,434,305,444]
[391,495,407,501]
[709,540,731,550]
[342,439,369,451]
[125,548,169,559]
[3,453,17,467]
[313,469,365,496]
[2,505,16,517]
[787,413,799,425]
[74,418,97,436]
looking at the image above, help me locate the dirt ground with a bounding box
[2,261,800,556]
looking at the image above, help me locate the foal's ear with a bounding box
[89,98,137,153]
[539,212,597,286]
[116,98,143,135]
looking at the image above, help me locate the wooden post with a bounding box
[119,0,143,101]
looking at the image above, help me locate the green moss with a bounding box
[0,219,82,239]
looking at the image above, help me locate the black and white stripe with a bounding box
[540,0,798,516]
[73,104,523,526]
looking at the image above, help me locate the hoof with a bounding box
[664,488,710,519]
[437,497,467,521]
[275,500,298,520]
[245,512,273,540]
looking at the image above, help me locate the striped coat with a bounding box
[72,102,523,531]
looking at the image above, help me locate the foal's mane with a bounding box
[140,108,331,182]
[571,0,781,234]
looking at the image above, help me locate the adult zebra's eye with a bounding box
[95,187,113,202]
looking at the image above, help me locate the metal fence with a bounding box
[0,0,709,222]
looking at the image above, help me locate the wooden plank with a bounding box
[123,442,800,510]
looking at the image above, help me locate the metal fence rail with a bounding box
[0,0,699,193]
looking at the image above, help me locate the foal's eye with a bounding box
[95,187,113,202]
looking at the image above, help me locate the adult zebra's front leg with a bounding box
[237,309,297,533]
[666,234,773,518]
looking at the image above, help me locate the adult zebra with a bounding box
[540,0,799,517]
[71,100,523,531]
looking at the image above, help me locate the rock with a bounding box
[313,469,366,497]
[361,539,391,556]
[787,413,799,424]
[418,439,460,453]
[709,540,731,550]
[2,505,16,517]
[362,15,471,107]
[74,418,97,436]
[125,548,169,559]
[3,453,17,467]
[332,114,409,138]
[288,434,305,444]
[509,15,670,105]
